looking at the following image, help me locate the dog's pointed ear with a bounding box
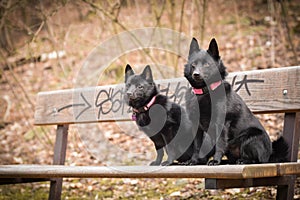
[125,64,134,82]
[207,38,220,60]
[188,38,200,59]
[142,65,154,83]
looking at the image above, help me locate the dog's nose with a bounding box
[193,72,200,77]
[127,92,133,97]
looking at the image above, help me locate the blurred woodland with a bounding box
[0,0,300,199]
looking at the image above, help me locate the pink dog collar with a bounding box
[192,80,222,95]
[131,95,157,120]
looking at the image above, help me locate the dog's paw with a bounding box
[207,159,220,166]
[183,159,197,165]
[177,161,189,166]
[149,161,160,166]
[161,161,172,166]
[236,159,245,165]
[187,155,202,165]
[236,159,255,165]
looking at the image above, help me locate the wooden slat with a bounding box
[0,164,279,179]
[49,124,69,200]
[0,178,49,185]
[278,163,300,176]
[34,66,300,125]
[205,175,296,189]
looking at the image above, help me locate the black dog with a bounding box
[125,64,194,166]
[184,38,289,165]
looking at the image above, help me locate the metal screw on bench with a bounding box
[53,108,58,115]
[283,89,288,96]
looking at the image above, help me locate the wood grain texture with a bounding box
[0,164,282,179]
[34,66,300,125]
[278,163,300,176]
[205,175,296,189]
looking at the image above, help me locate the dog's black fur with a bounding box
[125,64,194,166]
[184,38,289,165]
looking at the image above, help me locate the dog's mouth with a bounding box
[126,93,143,101]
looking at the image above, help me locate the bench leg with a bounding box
[282,112,300,162]
[276,175,296,200]
[49,124,69,200]
[277,112,300,200]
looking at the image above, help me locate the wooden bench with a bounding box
[0,66,300,200]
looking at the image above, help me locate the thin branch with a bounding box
[200,0,207,45]
[174,0,186,77]
[109,0,127,70]
[279,0,298,64]
[268,0,276,67]
[30,20,45,43]
[82,0,166,78]
[233,0,246,69]
[152,0,166,27]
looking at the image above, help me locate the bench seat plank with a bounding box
[1,163,297,179]
[1,163,299,179]
[278,162,300,176]
[34,66,300,125]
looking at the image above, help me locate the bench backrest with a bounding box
[34,66,300,125]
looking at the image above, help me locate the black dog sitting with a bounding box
[125,64,194,166]
[184,38,289,165]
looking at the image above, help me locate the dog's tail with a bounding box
[269,136,289,163]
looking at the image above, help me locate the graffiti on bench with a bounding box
[57,75,265,120]
[57,93,92,120]
[232,75,264,96]
[93,81,190,119]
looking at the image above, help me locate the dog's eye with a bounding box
[191,62,197,69]
[138,85,144,89]
[203,63,210,68]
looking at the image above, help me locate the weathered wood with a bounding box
[278,163,300,176]
[2,163,299,179]
[276,175,296,200]
[0,178,49,185]
[0,162,298,181]
[52,125,69,165]
[205,162,300,200]
[49,125,69,200]
[283,112,300,162]
[278,113,300,199]
[205,175,296,189]
[34,66,300,125]
[1,163,297,179]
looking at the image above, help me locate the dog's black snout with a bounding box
[193,72,200,77]
[192,72,201,80]
[127,91,133,98]
[192,71,204,81]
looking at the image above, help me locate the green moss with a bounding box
[0,183,49,200]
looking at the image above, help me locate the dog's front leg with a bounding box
[160,131,177,166]
[161,145,176,166]
[188,129,207,165]
[207,123,229,166]
[150,148,164,166]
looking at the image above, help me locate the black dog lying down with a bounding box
[184,38,289,165]
[124,64,195,166]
